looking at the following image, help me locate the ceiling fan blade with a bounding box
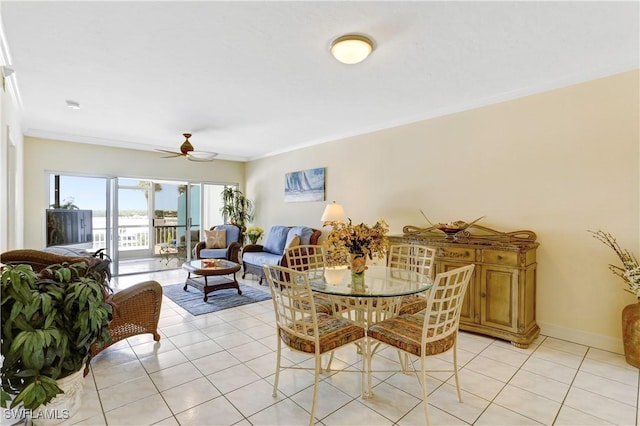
[187,151,217,162]
[156,149,185,157]
[157,133,214,160]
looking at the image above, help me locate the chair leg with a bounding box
[310,352,321,426]
[366,337,373,398]
[360,341,366,399]
[419,356,432,426]
[324,351,335,372]
[272,337,282,397]
[452,340,463,403]
[396,350,410,373]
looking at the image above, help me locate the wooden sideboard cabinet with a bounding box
[389,225,540,348]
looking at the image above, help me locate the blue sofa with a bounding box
[242,225,321,284]
[194,224,243,263]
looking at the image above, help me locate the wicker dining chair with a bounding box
[284,244,334,315]
[367,264,475,425]
[263,264,365,426]
[388,244,436,315]
[0,249,163,375]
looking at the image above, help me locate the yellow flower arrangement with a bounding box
[324,219,389,266]
[246,226,265,245]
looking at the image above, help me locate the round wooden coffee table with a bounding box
[182,259,242,302]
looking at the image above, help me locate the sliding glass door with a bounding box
[47,174,230,276]
[116,178,153,260]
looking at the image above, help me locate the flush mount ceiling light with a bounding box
[330,34,374,64]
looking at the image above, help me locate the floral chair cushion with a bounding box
[367,312,456,357]
[279,313,365,354]
[397,294,428,315]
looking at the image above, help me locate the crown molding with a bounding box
[23,128,248,162]
[0,14,11,67]
[0,15,23,110]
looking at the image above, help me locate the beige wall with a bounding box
[246,70,640,352]
[22,138,245,249]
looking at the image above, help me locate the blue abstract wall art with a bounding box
[284,167,325,202]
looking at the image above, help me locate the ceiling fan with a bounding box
[156,133,218,162]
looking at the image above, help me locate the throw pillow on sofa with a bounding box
[263,225,290,255]
[205,229,227,249]
[288,226,314,245]
[285,234,300,250]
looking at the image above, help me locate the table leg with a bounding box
[233,271,242,295]
[183,273,190,291]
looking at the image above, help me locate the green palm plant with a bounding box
[0,260,112,410]
[220,186,254,230]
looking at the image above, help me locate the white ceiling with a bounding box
[1,1,638,162]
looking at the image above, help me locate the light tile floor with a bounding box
[11,268,640,425]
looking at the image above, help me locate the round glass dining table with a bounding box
[306,264,433,398]
[307,264,432,298]
[305,264,432,327]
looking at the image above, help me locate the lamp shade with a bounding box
[321,201,347,224]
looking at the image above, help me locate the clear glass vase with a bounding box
[350,252,367,288]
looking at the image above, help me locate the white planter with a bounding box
[31,370,85,426]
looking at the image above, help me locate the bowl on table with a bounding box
[435,221,469,236]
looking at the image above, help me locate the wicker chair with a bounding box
[0,249,163,374]
[284,245,334,314]
[388,244,436,315]
[263,264,365,425]
[367,264,475,425]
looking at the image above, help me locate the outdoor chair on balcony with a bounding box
[0,249,163,375]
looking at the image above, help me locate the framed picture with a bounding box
[285,167,325,202]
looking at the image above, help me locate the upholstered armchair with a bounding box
[194,224,243,263]
[0,249,162,374]
[242,225,321,284]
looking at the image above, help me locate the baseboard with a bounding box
[538,321,624,355]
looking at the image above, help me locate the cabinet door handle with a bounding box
[481,292,486,298]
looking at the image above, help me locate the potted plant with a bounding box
[220,187,254,238]
[1,260,112,423]
[590,230,640,368]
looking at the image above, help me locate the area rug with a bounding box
[162,283,272,316]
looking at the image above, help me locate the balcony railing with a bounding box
[90,225,190,252]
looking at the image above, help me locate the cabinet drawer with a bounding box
[435,247,475,261]
[482,250,518,266]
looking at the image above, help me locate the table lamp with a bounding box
[321,201,347,226]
